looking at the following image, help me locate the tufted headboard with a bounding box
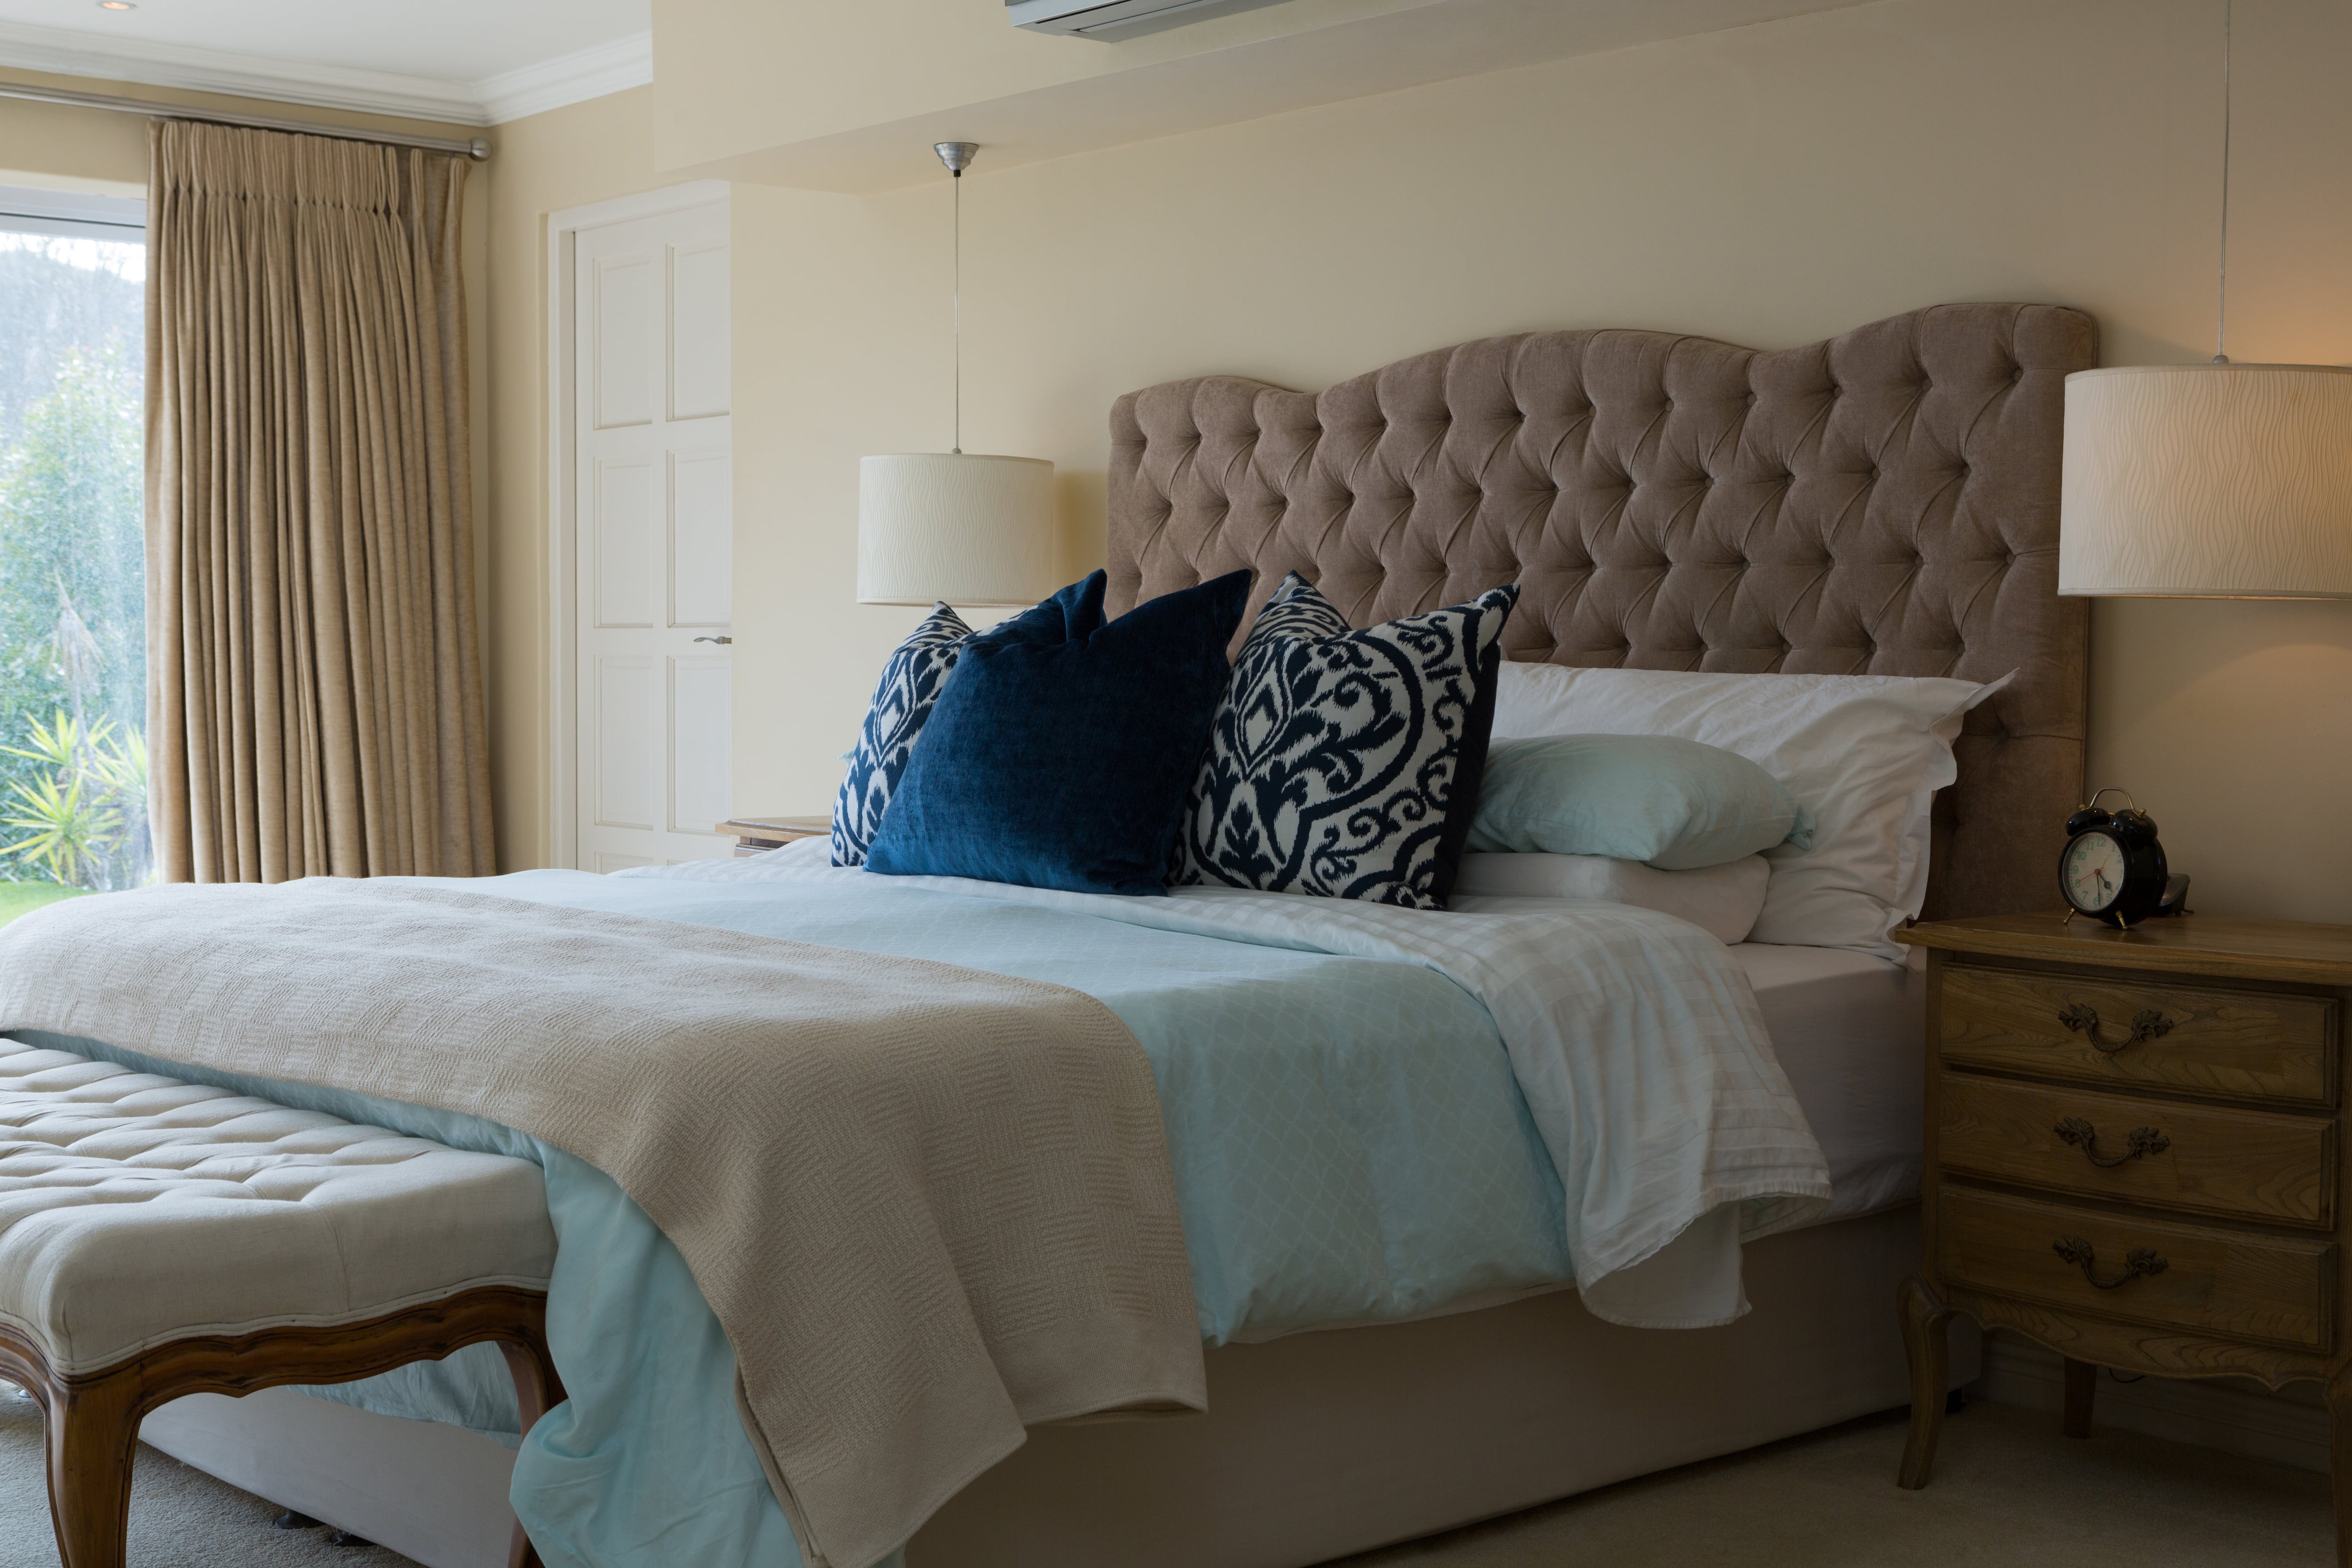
[1106,303,2097,921]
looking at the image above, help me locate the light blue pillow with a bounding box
[1466,734,1812,870]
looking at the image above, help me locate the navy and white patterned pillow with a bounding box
[1175,573,1519,908]
[833,603,973,866]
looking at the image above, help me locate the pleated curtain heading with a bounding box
[146,120,494,882]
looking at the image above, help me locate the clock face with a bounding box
[2063,830,2126,912]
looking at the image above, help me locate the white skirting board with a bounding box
[1974,1333,2329,1473]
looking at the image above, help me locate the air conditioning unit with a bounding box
[1008,0,1290,40]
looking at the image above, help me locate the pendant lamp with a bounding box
[857,142,1057,606]
[2059,0,2352,599]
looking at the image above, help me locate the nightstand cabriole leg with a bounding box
[2328,1363,2352,1568]
[2062,1357,2097,1439]
[1897,1275,1954,1489]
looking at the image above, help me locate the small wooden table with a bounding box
[1895,909,2352,1562]
[715,815,831,857]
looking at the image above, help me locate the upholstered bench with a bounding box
[0,1037,562,1568]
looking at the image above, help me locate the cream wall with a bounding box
[477,86,669,870]
[57,0,2326,912]
[698,0,2352,922]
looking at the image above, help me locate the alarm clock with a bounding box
[2059,788,2182,929]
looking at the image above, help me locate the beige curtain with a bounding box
[145,120,494,882]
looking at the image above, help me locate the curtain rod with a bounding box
[0,80,491,159]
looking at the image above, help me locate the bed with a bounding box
[108,300,2095,1568]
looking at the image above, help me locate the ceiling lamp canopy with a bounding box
[2061,364,2352,598]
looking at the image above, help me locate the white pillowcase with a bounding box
[1493,664,2009,960]
[1451,852,1769,946]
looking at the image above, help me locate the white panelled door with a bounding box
[573,198,732,872]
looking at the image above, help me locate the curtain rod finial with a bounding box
[469,137,490,160]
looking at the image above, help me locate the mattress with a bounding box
[1733,942,1925,1226]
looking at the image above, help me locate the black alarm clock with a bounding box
[2059,788,2186,929]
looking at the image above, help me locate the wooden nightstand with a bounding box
[1895,910,2352,1554]
[716,815,830,857]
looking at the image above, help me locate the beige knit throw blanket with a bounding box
[0,879,1204,1568]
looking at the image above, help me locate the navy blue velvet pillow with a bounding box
[981,568,1108,648]
[831,573,1108,865]
[865,568,1252,896]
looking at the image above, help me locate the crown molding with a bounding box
[0,18,485,123]
[0,20,652,128]
[474,33,652,125]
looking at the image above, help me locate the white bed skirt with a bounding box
[139,1204,1964,1568]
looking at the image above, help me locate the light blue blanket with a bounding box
[58,867,1578,1568]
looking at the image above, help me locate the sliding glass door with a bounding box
[0,187,147,905]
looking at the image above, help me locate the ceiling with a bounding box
[673,0,1886,192]
[0,0,651,124]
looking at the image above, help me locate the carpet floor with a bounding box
[0,1385,410,1568]
[0,1386,2331,1566]
[1333,1401,2332,1567]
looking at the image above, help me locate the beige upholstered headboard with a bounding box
[1106,303,2097,920]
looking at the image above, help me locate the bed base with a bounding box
[914,1203,1961,1565]
[137,1206,1960,1568]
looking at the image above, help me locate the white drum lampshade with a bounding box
[2061,364,2352,597]
[857,453,1057,606]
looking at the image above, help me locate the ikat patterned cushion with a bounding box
[1175,573,1519,908]
[832,602,974,866]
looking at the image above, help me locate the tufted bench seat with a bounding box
[0,1037,562,1568]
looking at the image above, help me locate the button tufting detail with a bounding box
[1111,304,2087,929]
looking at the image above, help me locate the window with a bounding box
[0,186,147,909]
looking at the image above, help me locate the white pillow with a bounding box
[1450,852,1769,946]
[1492,664,2009,960]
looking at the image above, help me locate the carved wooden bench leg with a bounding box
[43,1367,140,1568]
[499,1332,568,1568]
[1897,1274,1953,1489]
[1,1286,556,1568]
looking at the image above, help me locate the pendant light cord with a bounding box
[2214,0,2232,365]
[953,167,964,453]
[931,141,979,450]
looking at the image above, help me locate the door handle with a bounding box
[692,636,733,645]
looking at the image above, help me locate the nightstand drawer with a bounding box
[1939,1186,2336,1353]
[1939,1073,2335,1227]
[1940,964,2336,1107]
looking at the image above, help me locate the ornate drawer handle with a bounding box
[2053,1116,2170,1168]
[2056,1003,2176,1054]
[2053,1236,2168,1289]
